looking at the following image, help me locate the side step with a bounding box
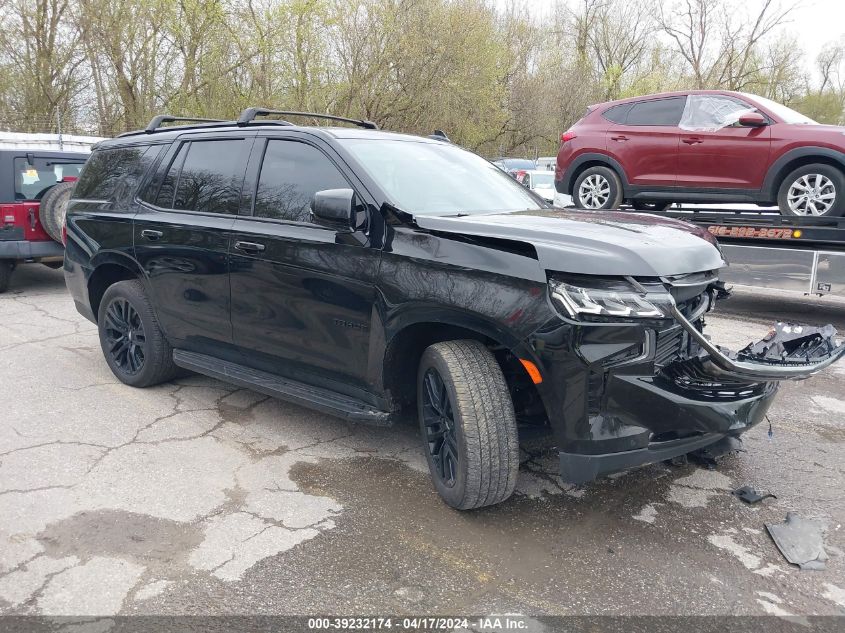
[173,350,392,426]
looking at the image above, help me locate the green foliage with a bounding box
[0,0,842,152]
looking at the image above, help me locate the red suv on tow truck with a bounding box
[556,90,845,216]
[0,134,94,292]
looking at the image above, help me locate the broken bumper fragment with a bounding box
[539,297,843,484]
[670,304,845,382]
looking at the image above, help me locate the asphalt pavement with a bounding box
[1,265,844,619]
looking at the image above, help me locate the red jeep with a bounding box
[555,90,845,216]
[0,136,92,292]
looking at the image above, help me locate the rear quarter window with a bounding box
[74,145,160,202]
[602,103,633,124]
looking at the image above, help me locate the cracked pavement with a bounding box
[1,265,844,617]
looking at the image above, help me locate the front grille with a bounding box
[653,292,706,368]
[654,325,686,368]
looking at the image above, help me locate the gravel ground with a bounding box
[1,265,844,619]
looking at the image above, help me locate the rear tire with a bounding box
[572,166,623,210]
[38,181,75,243]
[417,340,519,510]
[632,200,671,212]
[0,260,12,293]
[97,280,178,387]
[777,164,845,217]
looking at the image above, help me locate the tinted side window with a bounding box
[253,140,349,223]
[602,103,632,124]
[153,143,188,208]
[73,146,157,202]
[626,97,687,126]
[173,139,249,214]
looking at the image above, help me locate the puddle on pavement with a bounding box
[38,509,204,570]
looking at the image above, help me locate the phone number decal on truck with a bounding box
[708,225,796,240]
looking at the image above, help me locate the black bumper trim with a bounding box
[0,240,63,260]
[559,432,724,484]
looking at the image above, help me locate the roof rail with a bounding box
[144,115,229,134]
[237,108,378,130]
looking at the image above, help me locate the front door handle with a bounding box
[682,138,703,145]
[234,240,266,253]
[141,229,163,240]
[610,135,629,141]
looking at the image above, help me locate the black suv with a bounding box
[64,110,844,509]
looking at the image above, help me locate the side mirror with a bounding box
[738,111,767,128]
[312,188,355,231]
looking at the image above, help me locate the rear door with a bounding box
[676,94,772,190]
[134,134,255,360]
[605,96,685,187]
[229,133,381,393]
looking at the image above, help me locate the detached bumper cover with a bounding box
[669,303,845,381]
[0,239,63,260]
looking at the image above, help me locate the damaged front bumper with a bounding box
[535,286,844,485]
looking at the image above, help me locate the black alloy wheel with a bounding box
[103,297,147,375]
[421,367,458,487]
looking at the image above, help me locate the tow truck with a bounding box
[634,207,845,298]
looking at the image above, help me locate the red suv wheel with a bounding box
[572,166,623,210]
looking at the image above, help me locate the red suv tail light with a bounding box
[560,131,577,143]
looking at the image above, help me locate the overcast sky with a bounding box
[506,0,844,79]
[792,0,845,69]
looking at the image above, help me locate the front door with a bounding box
[229,135,381,393]
[134,135,254,360]
[676,95,772,190]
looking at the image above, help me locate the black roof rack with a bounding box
[144,115,229,133]
[237,108,378,130]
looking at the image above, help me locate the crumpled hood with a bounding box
[414,208,726,277]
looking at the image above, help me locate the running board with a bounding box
[172,350,392,425]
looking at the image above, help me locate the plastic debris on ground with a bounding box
[731,485,776,504]
[765,512,829,571]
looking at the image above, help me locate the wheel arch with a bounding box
[560,153,629,197]
[87,253,147,320]
[381,315,548,425]
[762,147,845,201]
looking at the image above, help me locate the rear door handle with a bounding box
[682,138,702,145]
[234,240,266,253]
[610,135,629,141]
[141,229,163,240]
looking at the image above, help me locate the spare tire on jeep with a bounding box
[39,181,75,243]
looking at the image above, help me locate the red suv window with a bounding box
[625,97,686,126]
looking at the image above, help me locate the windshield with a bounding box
[341,139,545,216]
[743,93,818,125]
[532,173,554,187]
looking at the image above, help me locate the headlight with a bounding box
[549,277,671,320]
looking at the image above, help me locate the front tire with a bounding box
[417,340,519,510]
[778,164,845,217]
[572,166,623,210]
[97,280,178,387]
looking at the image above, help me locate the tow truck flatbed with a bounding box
[631,207,845,298]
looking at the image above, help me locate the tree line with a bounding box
[1,0,843,157]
